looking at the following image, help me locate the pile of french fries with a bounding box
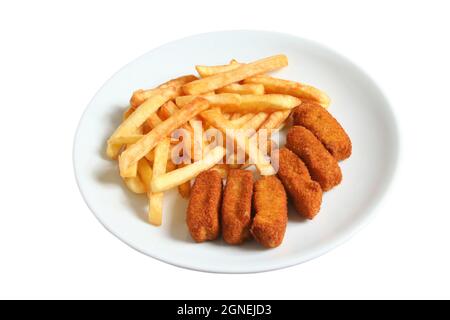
[106,54,330,226]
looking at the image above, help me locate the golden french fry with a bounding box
[118,143,141,177]
[244,75,330,108]
[222,113,232,120]
[148,138,170,226]
[107,144,123,159]
[237,94,300,113]
[123,106,134,120]
[137,158,153,192]
[216,83,264,95]
[130,75,197,108]
[260,110,291,130]
[229,113,255,128]
[110,135,143,145]
[119,98,210,177]
[145,149,155,163]
[196,62,243,78]
[176,93,240,110]
[159,101,196,157]
[230,113,241,120]
[200,108,240,130]
[122,141,147,190]
[166,160,177,172]
[177,164,191,198]
[145,113,163,130]
[190,120,204,162]
[123,176,146,194]
[158,100,178,120]
[107,87,177,159]
[177,93,299,113]
[183,55,288,95]
[239,112,269,132]
[200,109,275,175]
[151,146,226,193]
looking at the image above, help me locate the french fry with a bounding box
[146,113,163,130]
[236,94,300,113]
[230,113,241,120]
[177,93,299,113]
[258,111,290,158]
[260,110,291,131]
[119,154,138,178]
[130,75,197,108]
[196,62,243,78]
[200,108,240,130]
[222,113,232,120]
[239,112,269,132]
[123,142,147,192]
[119,98,210,177]
[148,138,170,226]
[109,134,144,144]
[216,83,264,95]
[229,113,255,127]
[145,149,155,163]
[190,120,204,161]
[200,109,275,175]
[137,158,153,191]
[159,101,196,157]
[166,159,177,172]
[107,87,177,159]
[244,75,330,108]
[176,93,240,110]
[177,164,191,198]
[123,176,146,194]
[183,55,288,95]
[123,106,134,120]
[160,100,181,120]
[151,146,226,193]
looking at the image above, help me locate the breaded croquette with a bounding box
[292,102,352,161]
[221,169,254,244]
[186,170,223,242]
[286,126,342,191]
[251,176,288,248]
[277,148,322,219]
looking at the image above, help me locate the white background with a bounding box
[0,0,449,300]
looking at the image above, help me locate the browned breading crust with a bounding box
[250,176,288,248]
[292,102,352,161]
[221,169,254,244]
[186,170,223,242]
[286,126,342,191]
[276,147,323,219]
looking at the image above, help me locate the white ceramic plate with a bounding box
[74,30,399,273]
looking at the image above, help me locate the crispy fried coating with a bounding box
[292,102,352,161]
[221,169,254,245]
[251,176,288,248]
[186,170,223,242]
[276,148,322,219]
[286,126,342,191]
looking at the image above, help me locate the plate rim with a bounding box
[73,29,400,273]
